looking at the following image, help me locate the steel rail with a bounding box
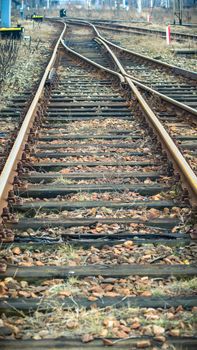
[93,23,197,41]
[97,36,197,80]
[60,40,125,84]
[126,77,197,117]
[95,37,197,205]
[95,38,197,117]
[67,19,197,116]
[63,21,197,204]
[66,19,197,80]
[0,22,67,222]
[125,75,197,206]
[69,17,197,41]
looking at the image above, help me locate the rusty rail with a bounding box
[96,36,197,205]
[66,19,197,117]
[0,22,67,222]
[64,19,197,205]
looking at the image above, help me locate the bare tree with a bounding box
[0,37,20,89]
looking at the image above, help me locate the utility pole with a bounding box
[1,0,11,27]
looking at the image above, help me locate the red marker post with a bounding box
[166,25,171,45]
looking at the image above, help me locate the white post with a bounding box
[47,0,50,9]
[137,0,142,14]
[95,0,100,9]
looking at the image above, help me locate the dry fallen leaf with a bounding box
[12,247,21,255]
[59,290,71,297]
[66,320,78,329]
[152,325,165,336]
[102,338,114,346]
[154,335,166,342]
[131,321,141,329]
[141,291,152,297]
[169,329,180,337]
[137,340,151,348]
[81,334,94,343]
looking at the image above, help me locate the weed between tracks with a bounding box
[1,274,197,300]
[100,30,197,73]
[1,304,197,340]
[1,242,197,267]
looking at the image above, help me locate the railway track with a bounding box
[0,92,30,172]
[69,17,197,42]
[67,19,197,111]
[65,22,197,177]
[0,21,197,349]
[0,23,62,177]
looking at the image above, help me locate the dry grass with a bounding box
[101,30,197,72]
[0,20,57,109]
[152,277,197,297]
[67,7,197,30]
[2,304,196,340]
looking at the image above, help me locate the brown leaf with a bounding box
[81,334,94,343]
[90,286,103,293]
[60,169,70,174]
[121,288,131,296]
[4,323,20,335]
[104,284,113,292]
[176,305,183,313]
[137,340,151,348]
[19,262,33,267]
[105,291,118,297]
[141,291,152,297]
[114,330,128,338]
[131,321,140,329]
[154,336,166,342]
[66,320,78,329]
[95,227,103,233]
[59,290,71,297]
[102,338,114,346]
[147,208,160,219]
[88,296,98,301]
[99,328,108,337]
[123,241,133,248]
[169,329,180,337]
[0,282,6,294]
[119,325,130,333]
[0,264,7,273]
[103,318,114,328]
[35,261,45,266]
[12,247,21,255]
[18,291,31,298]
[152,325,165,336]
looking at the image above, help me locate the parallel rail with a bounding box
[0,18,197,349]
[0,23,66,222]
[64,19,197,205]
[69,17,197,42]
[66,18,197,113]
